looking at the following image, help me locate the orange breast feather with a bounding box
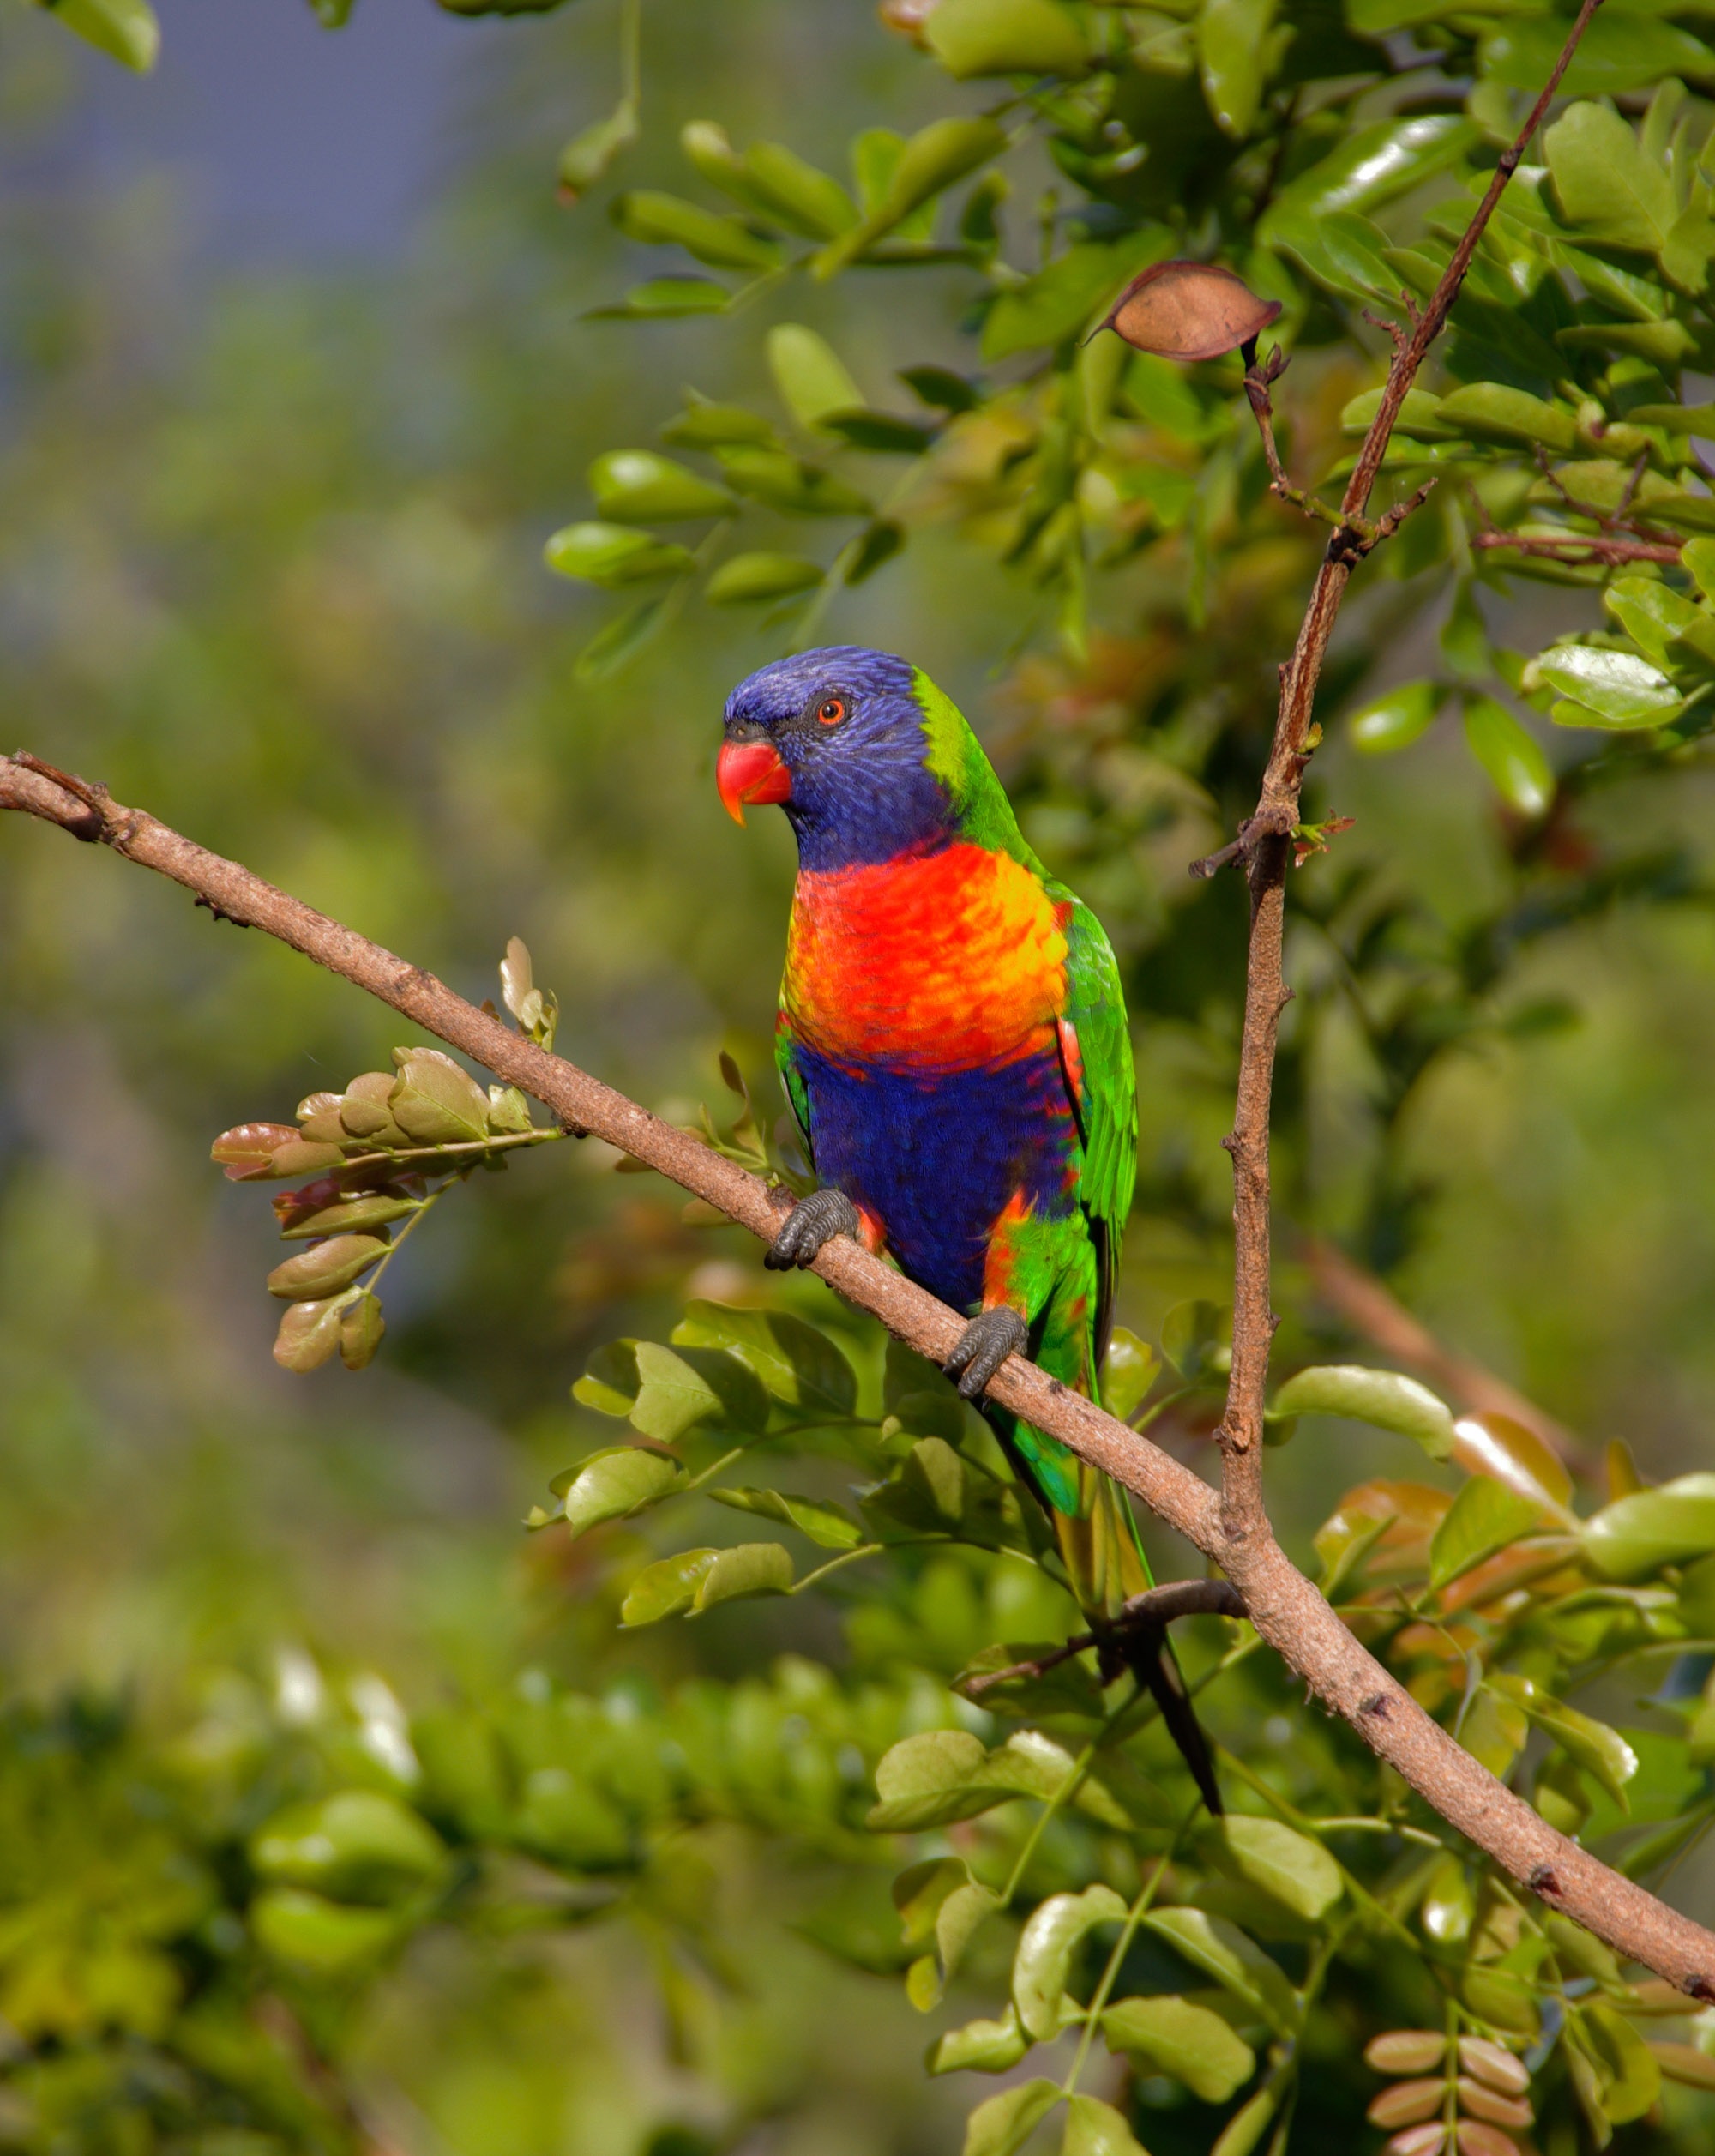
[784,842,1068,1072]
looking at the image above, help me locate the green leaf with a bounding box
[1260,116,1477,232]
[713,445,871,516]
[619,1540,793,1624]
[846,516,909,579]
[1584,1472,1715,1579]
[1498,15,1715,102]
[588,449,734,524]
[1267,208,1402,302]
[1340,388,1451,441]
[544,521,695,587]
[339,1291,385,1371]
[1604,576,1705,668]
[962,2080,1062,2156]
[1349,680,1441,754]
[1160,1298,1230,1382]
[1210,2061,1291,2156]
[1490,1673,1639,1808]
[1578,1999,1664,2123]
[612,189,785,270]
[926,0,1086,78]
[267,1234,389,1303]
[629,1340,768,1441]
[693,1539,794,1611]
[1463,696,1553,817]
[821,411,936,455]
[1102,1328,1159,1421]
[40,0,159,71]
[1268,1364,1455,1458]
[1205,1816,1343,1922]
[620,1547,720,1625]
[662,401,779,449]
[587,277,733,319]
[820,117,1007,273]
[737,138,858,238]
[928,2005,1031,2075]
[894,1858,1001,1990]
[708,1485,864,1547]
[673,1300,858,1418]
[1060,2094,1147,2156]
[1435,383,1578,455]
[767,323,866,431]
[573,1339,641,1417]
[251,1792,444,1901]
[984,232,1169,362]
[1537,645,1683,730]
[557,1444,688,1538]
[1198,0,1276,138]
[250,1888,399,1973]
[1544,101,1675,253]
[1013,1883,1128,2039]
[557,97,639,200]
[273,1295,353,1373]
[705,551,826,605]
[388,1047,493,1143]
[1140,1907,1297,2034]
[1102,1993,1256,2104]
[1428,1476,1543,1590]
[869,1730,985,1828]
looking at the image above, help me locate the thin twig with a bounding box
[4,746,1714,1996]
[962,1579,1246,1694]
[1472,531,1684,567]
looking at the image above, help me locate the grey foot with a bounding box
[764,1187,861,1271]
[944,1307,1027,1400]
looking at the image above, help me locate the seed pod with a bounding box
[1099,259,1281,363]
[1368,2080,1446,2129]
[1456,2080,1531,2129]
[1457,2040,1530,2097]
[274,1295,349,1372]
[1367,2032,1447,2075]
[1454,2125,1518,2156]
[1386,2129,1447,2156]
[267,1233,389,1301]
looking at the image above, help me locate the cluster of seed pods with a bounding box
[1364,2029,1534,2156]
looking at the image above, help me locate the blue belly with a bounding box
[792,1039,1078,1314]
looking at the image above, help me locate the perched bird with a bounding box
[718,645,1219,1812]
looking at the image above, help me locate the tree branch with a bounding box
[4,744,1713,1997]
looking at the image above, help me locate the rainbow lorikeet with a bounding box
[718,646,1219,1812]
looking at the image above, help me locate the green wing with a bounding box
[1056,896,1138,1369]
[774,1009,815,1171]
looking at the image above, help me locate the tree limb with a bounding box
[4,744,1713,1997]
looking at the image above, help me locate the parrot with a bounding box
[716,645,1220,1814]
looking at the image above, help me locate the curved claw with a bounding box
[944,1306,1028,1400]
[764,1187,861,1271]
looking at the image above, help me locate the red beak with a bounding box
[717,738,791,824]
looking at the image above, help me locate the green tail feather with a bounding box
[1052,1460,1152,1620]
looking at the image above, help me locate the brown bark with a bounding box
[3,744,1713,1997]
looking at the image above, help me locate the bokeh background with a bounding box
[5,2,1715,2148]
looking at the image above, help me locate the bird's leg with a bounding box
[943,1305,1027,1401]
[763,1186,862,1271]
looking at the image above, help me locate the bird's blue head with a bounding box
[719,645,954,871]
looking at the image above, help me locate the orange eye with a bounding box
[816,696,846,726]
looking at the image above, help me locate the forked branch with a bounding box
[3,744,1712,1999]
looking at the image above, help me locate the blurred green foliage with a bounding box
[14,0,1715,2148]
